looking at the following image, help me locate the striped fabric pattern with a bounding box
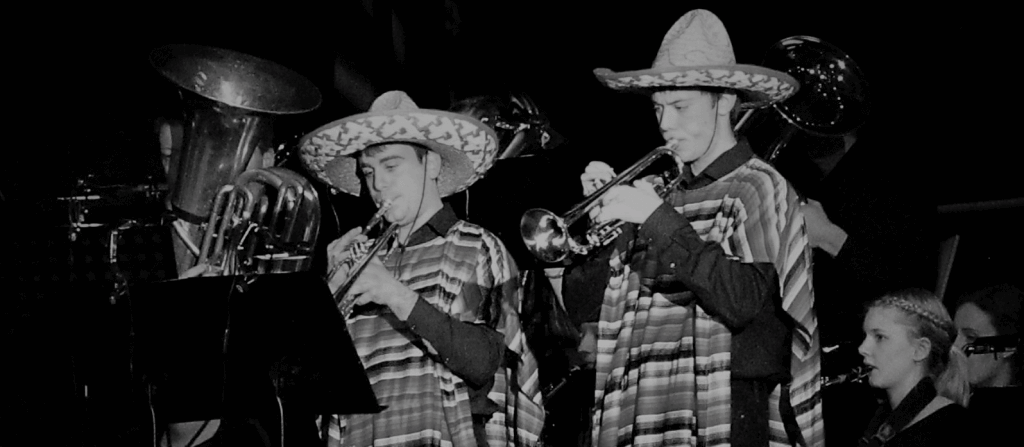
[592,158,823,447]
[327,220,544,447]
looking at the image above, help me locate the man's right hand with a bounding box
[581,161,615,220]
[326,227,369,293]
[801,199,848,257]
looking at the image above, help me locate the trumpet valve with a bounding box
[587,223,623,248]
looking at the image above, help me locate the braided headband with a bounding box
[878,297,958,342]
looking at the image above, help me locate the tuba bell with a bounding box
[735,36,870,163]
[151,44,323,276]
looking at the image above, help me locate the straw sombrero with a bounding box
[594,9,799,109]
[299,91,500,197]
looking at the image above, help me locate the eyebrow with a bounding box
[360,154,405,168]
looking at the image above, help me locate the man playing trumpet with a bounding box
[300,91,544,446]
[564,10,823,446]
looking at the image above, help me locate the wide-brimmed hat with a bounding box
[299,91,499,197]
[593,9,798,108]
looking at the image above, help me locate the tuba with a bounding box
[151,44,323,276]
[735,36,870,163]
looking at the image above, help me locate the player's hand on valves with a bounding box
[594,179,663,225]
[581,161,615,220]
[346,257,419,320]
[326,227,368,293]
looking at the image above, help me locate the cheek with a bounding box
[967,356,996,380]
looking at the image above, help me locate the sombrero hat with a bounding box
[594,9,799,109]
[299,91,500,198]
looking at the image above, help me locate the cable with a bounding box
[277,394,285,447]
[149,386,157,447]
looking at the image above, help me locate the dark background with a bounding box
[3,2,1021,445]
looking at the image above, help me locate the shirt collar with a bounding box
[400,203,459,247]
[685,138,755,189]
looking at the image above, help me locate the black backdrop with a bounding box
[3,2,1021,445]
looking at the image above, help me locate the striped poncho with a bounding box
[327,207,544,446]
[591,145,823,447]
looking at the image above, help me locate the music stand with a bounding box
[129,272,382,446]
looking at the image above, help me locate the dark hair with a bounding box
[956,283,1023,380]
[957,284,1023,337]
[868,288,971,406]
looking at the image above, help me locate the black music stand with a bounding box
[129,272,382,446]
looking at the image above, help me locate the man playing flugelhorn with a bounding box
[300,91,544,446]
[559,9,823,446]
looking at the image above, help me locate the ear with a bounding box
[912,337,932,363]
[717,92,738,116]
[426,151,442,180]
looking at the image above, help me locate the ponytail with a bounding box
[937,344,971,407]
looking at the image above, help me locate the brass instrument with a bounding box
[735,36,870,163]
[150,44,323,275]
[821,366,870,388]
[331,201,401,318]
[197,167,321,274]
[520,145,687,264]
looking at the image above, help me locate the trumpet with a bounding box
[821,366,870,388]
[330,201,400,318]
[520,144,688,263]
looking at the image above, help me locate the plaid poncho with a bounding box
[591,145,823,447]
[327,207,544,446]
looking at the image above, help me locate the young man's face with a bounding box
[652,89,728,166]
[357,143,438,226]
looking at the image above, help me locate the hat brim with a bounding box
[594,64,798,109]
[299,109,498,198]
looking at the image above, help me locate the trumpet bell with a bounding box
[520,208,573,264]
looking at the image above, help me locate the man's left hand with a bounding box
[594,180,663,225]
[346,257,419,320]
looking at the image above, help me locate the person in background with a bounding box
[855,289,970,446]
[953,283,1022,445]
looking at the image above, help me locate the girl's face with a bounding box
[954,302,1013,387]
[859,307,927,399]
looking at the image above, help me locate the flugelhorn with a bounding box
[520,144,688,264]
[330,201,400,318]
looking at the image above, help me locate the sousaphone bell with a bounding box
[736,36,870,162]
